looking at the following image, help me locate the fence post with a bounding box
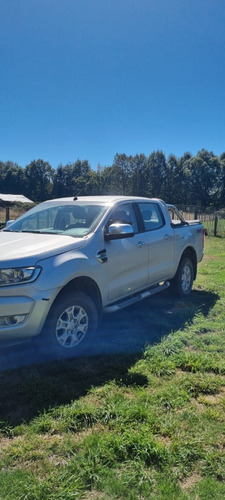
[214,214,218,236]
[5,206,10,222]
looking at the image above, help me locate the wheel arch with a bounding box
[178,246,197,280]
[51,276,103,316]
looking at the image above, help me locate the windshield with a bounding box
[3,203,107,237]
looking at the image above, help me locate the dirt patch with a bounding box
[82,491,110,499]
[156,435,172,447]
[191,398,205,412]
[199,390,225,406]
[181,472,202,490]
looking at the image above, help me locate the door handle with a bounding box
[164,234,172,240]
[137,241,145,248]
[95,249,107,263]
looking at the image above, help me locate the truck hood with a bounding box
[0,232,86,267]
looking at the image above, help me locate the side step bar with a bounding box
[104,281,170,313]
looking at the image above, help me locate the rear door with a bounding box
[137,202,174,284]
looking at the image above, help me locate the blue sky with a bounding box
[0,0,225,170]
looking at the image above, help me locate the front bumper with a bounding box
[0,286,55,341]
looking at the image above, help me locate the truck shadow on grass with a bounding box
[0,288,218,427]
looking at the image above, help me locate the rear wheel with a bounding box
[44,291,98,357]
[171,257,194,297]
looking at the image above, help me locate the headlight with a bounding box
[0,266,42,286]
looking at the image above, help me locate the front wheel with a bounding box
[170,257,194,297]
[44,291,98,357]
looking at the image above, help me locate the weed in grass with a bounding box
[101,399,150,428]
[170,440,204,479]
[180,372,223,397]
[201,450,225,481]
[175,351,225,374]
[29,401,100,435]
[191,477,225,500]
[20,470,83,500]
[0,469,36,500]
[143,355,177,377]
[0,421,14,438]
[153,473,188,500]
[80,429,169,470]
[154,384,190,411]
[193,333,225,353]
[94,460,158,499]
[0,435,49,469]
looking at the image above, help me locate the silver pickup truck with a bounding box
[0,196,204,355]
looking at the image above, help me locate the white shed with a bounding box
[0,194,34,222]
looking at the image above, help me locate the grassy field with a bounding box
[0,236,225,499]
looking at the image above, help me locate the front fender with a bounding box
[36,251,98,290]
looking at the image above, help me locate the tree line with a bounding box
[0,149,225,211]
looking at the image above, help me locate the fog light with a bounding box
[5,315,26,325]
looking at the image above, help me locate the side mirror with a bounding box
[104,223,134,241]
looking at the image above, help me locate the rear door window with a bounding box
[138,203,165,231]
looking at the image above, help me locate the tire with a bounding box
[170,257,194,297]
[44,291,98,357]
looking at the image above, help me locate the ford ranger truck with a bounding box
[0,196,204,355]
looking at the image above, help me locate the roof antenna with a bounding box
[73,183,86,200]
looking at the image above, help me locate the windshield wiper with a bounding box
[3,229,42,233]
[21,230,42,233]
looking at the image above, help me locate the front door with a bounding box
[105,203,149,302]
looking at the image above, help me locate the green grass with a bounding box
[0,236,225,499]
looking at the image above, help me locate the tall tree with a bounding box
[113,154,133,195]
[0,162,26,195]
[130,154,148,196]
[4,162,26,194]
[52,160,95,198]
[176,152,193,209]
[163,154,179,202]
[52,164,67,198]
[24,159,54,201]
[146,151,167,198]
[187,149,221,210]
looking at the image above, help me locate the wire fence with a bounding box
[182,211,225,237]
